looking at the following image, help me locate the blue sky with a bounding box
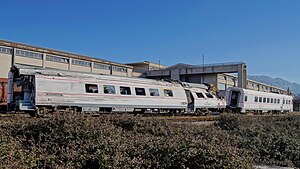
[1,0,300,83]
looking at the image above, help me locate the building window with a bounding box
[263,97,266,103]
[278,99,280,104]
[46,55,69,63]
[254,97,258,102]
[16,49,43,59]
[72,59,91,67]
[164,89,173,97]
[0,47,12,54]
[259,97,262,103]
[94,63,111,70]
[112,66,127,73]
[135,87,146,96]
[103,85,115,94]
[245,96,248,102]
[149,88,159,96]
[271,98,273,103]
[85,84,98,93]
[267,98,270,103]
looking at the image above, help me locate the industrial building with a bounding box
[0,39,290,108]
[0,39,133,80]
[126,61,166,77]
[0,39,133,107]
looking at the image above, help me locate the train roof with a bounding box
[227,87,293,98]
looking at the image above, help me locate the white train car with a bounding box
[185,87,226,114]
[8,66,190,116]
[226,87,293,113]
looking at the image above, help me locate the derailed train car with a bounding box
[7,65,226,117]
[226,87,293,113]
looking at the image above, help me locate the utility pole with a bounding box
[202,54,205,83]
[158,60,161,70]
[202,54,205,67]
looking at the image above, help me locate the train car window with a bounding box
[259,97,262,103]
[164,89,173,97]
[245,96,248,102]
[254,97,258,102]
[283,99,285,104]
[103,85,116,94]
[120,86,131,95]
[278,99,280,104]
[263,97,266,103]
[85,84,98,93]
[206,93,214,98]
[267,98,270,103]
[135,87,146,96]
[196,93,205,98]
[271,98,273,103]
[149,88,159,96]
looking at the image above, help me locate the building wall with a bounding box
[70,64,91,73]
[0,53,11,78]
[92,68,111,75]
[112,71,128,76]
[45,61,69,70]
[0,40,133,79]
[127,69,132,77]
[217,74,287,94]
[217,74,237,90]
[127,62,166,77]
[15,56,43,67]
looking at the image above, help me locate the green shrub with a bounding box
[0,113,299,168]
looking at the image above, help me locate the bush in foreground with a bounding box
[0,113,299,168]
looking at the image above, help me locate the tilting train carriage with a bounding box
[7,65,226,117]
[226,87,293,113]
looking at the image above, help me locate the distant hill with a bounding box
[248,75,300,96]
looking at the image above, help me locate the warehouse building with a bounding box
[0,39,133,80]
[126,61,166,77]
[0,39,133,107]
[0,39,290,107]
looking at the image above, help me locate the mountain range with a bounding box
[248,75,300,96]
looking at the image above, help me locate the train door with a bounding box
[229,90,240,108]
[185,89,194,112]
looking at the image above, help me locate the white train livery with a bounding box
[7,65,226,116]
[226,87,293,113]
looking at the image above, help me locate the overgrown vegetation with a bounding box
[0,113,299,168]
